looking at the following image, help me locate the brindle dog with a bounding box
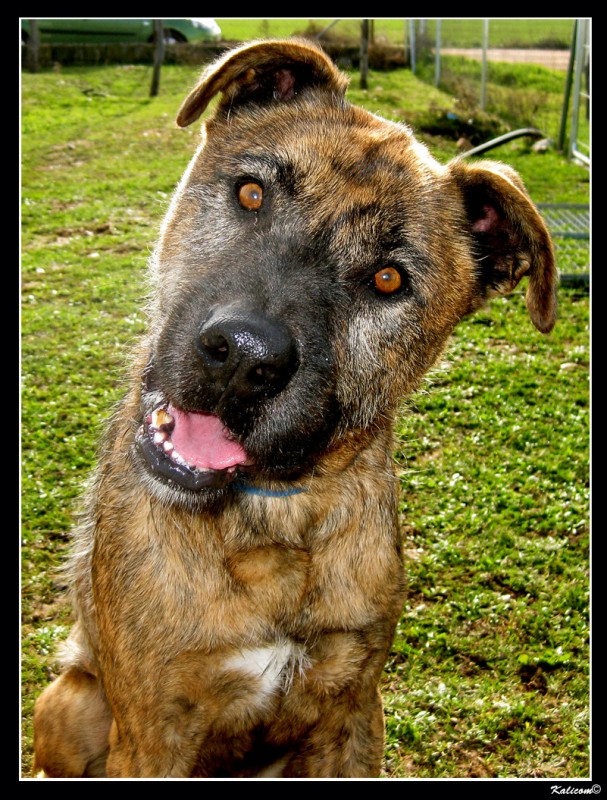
[33,39,557,778]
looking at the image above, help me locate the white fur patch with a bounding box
[224,641,307,700]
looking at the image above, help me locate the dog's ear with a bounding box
[176,39,348,128]
[449,159,558,333]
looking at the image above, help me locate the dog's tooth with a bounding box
[153,431,168,445]
[151,408,175,430]
[163,440,174,453]
[170,449,188,467]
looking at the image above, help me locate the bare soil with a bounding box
[441,48,570,70]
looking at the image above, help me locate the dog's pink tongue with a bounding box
[168,406,248,470]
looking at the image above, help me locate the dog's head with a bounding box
[134,39,557,507]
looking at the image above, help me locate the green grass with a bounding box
[21,59,589,779]
[384,293,589,777]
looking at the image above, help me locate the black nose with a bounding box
[197,307,299,401]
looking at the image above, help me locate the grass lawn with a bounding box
[21,54,590,779]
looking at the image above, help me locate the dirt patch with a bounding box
[441,48,570,70]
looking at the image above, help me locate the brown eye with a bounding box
[373,267,402,295]
[237,182,263,211]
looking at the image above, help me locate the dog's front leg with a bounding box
[104,702,213,778]
[105,717,204,778]
[284,686,386,778]
[101,645,283,778]
[102,684,216,778]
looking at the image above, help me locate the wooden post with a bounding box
[360,19,369,90]
[150,20,164,98]
[26,19,40,73]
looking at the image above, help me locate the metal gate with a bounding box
[569,19,590,167]
[537,202,589,284]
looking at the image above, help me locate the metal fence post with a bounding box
[435,19,441,87]
[409,19,416,74]
[570,18,590,166]
[558,20,578,153]
[480,19,489,110]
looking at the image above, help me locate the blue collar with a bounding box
[233,481,307,498]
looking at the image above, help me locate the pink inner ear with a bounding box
[472,204,500,233]
[274,68,296,100]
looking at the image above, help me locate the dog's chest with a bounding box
[222,537,383,635]
[143,532,397,734]
[220,492,398,631]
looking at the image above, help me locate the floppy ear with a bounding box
[176,39,349,128]
[449,159,558,333]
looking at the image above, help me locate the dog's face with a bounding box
[134,40,557,508]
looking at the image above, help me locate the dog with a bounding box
[32,39,557,778]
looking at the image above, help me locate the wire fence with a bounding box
[304,19,588,147]
[406,19,588,147]
[537,204,589,280]
[306,18,574,50]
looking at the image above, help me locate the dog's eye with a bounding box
[373,267,402,295]
[237,182,264,211]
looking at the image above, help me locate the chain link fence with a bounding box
[308,19,579,138]
[537,204,589,281]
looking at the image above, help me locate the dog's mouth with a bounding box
[136,403,253,491]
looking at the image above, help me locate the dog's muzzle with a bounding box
[136,306,301,493]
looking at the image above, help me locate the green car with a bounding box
[21,18,222,45]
